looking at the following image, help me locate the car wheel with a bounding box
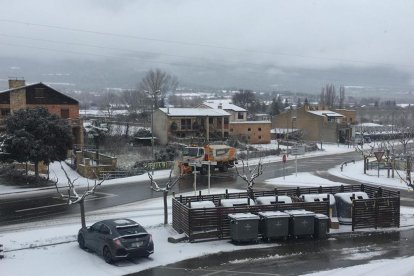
[78,234,86,250]
[103,246,113,264]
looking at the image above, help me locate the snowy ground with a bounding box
[329,160,413,191]
[1,187,414,276]
[3,143,414,275]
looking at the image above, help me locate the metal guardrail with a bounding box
[340,160,355,171]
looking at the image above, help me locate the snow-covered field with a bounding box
[2,143,414,275]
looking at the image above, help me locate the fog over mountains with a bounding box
[1,0,413,96]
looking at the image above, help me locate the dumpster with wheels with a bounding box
[228,213,259,243]
[284,209,315,238]
[314,214,329,239]
[258,211,290,241]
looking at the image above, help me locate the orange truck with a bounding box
[179,145,237,175]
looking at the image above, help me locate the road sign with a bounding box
[282,154,287,163]
[374,151,384,162]
[292,145,305,156]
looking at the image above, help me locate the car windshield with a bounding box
[183,147,200,157]
[117,225,146,236]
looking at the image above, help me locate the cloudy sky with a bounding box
[0,0,413,92]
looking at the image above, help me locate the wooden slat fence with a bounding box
[352,197,400,231]
[173,184,400,242]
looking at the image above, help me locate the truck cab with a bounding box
[182,147,204,163]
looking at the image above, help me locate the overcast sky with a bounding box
[0,0,413,91]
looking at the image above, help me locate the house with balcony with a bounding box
[0,79,83,146]
[199,100,271,144]
[153,107,231,145]
[272,103,356,143]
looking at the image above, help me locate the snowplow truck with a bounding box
[179,145,237,175]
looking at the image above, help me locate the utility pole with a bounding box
[146,89,161,175]
[193,164,197,195]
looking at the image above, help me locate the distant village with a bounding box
[0,74,413,179]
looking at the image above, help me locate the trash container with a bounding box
[258,211,290,240]
[228,213,260,243]
[284,209,315,238]
[301,194,337,218]
[314,214,329,239]
[334,192,369,224]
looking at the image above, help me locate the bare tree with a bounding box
[394,126,414,155]
[122,89,152,114]
[234,160,264,200]
[147,166,183,225]
[339,85,345,108]
[100,91,121,120]
[55,163,106,228]
[139,69,178,109]
[320,84,336,108]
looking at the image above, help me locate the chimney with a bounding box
[218,103,222,109]
[8,78,26,89]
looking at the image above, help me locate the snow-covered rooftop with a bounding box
[271,128,299,134]
[230,120,271,124]
[356,123,383,127]
[307,110,344,117]
[202,101,246,112]
[159,108,230,117]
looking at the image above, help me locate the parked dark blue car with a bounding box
[78,218,154,264]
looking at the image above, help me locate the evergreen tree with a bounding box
[4,108,73,178]
[269,98,280,116]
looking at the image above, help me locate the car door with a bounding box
[86,222,102,252]
[95,224,111,255]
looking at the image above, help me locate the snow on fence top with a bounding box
[189,201,216,208]
[255,196,293,205]
[220,198,255,207]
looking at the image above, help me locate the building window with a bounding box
[34,88,45,98]
[1,108,10,116]
[238,112,244,119]
[209,117,214,124]
[248,128,251,131]
[61,108,69,119]
[258,127,262,131]
[181,119,191,130]
[224,117,229,124]
[230,128,233,132]
[259,136,262,140]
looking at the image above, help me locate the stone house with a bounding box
[153,107,231,145]
[229,120,272,144]
[272,103,356,143]
[0,79,83,146]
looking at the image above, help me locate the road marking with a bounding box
[15,192,117,213]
